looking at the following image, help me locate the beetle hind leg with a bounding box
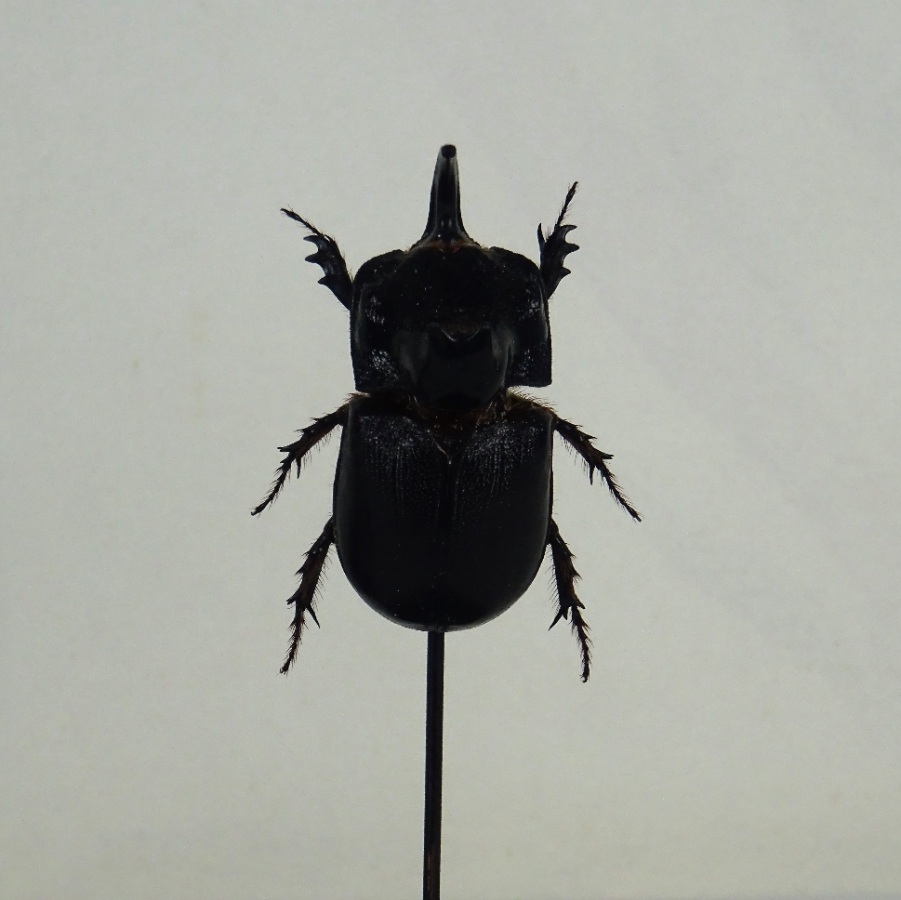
[280,518,335,674]
[547,518,591,682]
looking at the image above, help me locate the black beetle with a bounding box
[254,145,639,681]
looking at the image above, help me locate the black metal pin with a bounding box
[422,631,445,900]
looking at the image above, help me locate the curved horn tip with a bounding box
[417,144,471,245]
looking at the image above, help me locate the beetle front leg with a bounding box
[252,404,349,516]
[553,416,641,521]
[547,518,591,682]
[280,517,335,674]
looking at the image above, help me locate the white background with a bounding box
[3,4,900,899]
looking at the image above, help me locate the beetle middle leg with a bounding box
[280,517,335,674]
[252,404,349,517]
[553,416,641,521]
[547,518,591,682]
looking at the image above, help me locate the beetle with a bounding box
[254,145,639,681]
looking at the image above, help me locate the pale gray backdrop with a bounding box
[2,4,900,899]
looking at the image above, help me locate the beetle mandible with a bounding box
[254,145,639,681]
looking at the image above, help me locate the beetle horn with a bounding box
[417,145,473,245]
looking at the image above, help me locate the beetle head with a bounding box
[350,145,552,409]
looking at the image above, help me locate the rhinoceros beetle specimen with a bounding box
[254,145,639,681]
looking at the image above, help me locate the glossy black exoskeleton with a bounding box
[254,145,639,681]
